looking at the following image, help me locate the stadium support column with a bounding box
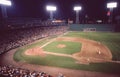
[76,10,79,24]
[107,2,117,24]
[1,5,8,27]
[108,8,113,24]
[50,11,53,20]
[1,5,8,19]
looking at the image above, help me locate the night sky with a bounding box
[1,0,120,21]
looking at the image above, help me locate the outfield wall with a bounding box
[69,24,115,32]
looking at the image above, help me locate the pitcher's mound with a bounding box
[57,44,66,48]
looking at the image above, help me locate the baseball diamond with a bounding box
[1,1,120,77]
[0,24,120,77]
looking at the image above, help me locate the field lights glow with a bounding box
[0,0,11,6]
[107,2,117,8]
[74,6,82,11]
[46,5,57,11]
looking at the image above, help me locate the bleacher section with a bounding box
[4,18,66,30]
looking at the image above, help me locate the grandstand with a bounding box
[0,18,68,77]
[0,19,68,55]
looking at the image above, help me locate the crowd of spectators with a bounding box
[0,65,54,77]
[0,19,68,77]
[0,25,68,55]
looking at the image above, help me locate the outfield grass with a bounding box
[43,41,81,54]
[64,32,120,61]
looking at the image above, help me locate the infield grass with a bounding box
[43,41,81,54]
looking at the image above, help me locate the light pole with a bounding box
[107,2,117,24]
[74,6,82,24]
[0,0,11,27]
[0,0,12,19]
[46,5,57,20]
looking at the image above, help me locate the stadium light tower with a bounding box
[0,0,11,6]
[46,5,57,20]
[74,6,82,24]
[0,0,12,19]
[107,2,117,23]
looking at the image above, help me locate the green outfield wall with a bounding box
[69,24,115,32]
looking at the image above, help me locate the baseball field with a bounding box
[14,31,120,74]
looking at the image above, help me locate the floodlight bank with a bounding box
[0,0,11,6]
